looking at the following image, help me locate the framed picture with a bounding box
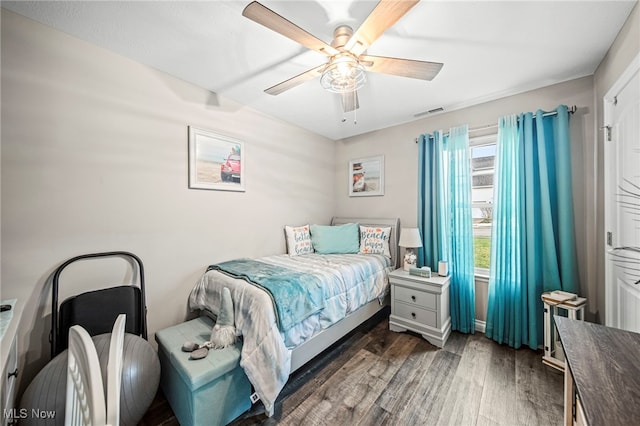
[188,126,245,191]
[349,155,384,197]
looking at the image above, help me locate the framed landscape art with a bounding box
[188,126,245,191]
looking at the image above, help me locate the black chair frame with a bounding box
[50,251,147,358]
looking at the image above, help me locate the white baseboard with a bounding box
[471,320,545,350]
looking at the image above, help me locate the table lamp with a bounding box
[398,228,423,271]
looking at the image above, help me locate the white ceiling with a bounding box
[3,0,636,140]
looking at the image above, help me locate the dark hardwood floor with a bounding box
[140,312,564,425]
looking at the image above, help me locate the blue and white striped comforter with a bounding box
[188,253,391,416]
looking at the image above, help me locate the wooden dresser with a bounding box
[555,316,640,425]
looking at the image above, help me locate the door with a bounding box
[605,56,640,331]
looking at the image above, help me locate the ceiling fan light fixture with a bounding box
[320,53,366,93]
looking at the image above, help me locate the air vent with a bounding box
[414,107,444,118]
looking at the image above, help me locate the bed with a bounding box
[188,217,400,416]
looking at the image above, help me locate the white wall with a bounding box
[1,10,335,392]
[593,2,639,324]
[335,76,596,322]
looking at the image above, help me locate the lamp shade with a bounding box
[398,228,423,248]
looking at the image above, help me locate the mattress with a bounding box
[188,253,391,416]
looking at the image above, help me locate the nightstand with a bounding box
[388,268,451,347]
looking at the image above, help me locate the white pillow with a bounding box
[285,224,314,256]
[359,226,391,257]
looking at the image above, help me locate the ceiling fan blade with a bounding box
[341,91,360,112]
[264,63,327,95]
[361,55,443,81]
[345,0,419,56]
[243,1,338,57]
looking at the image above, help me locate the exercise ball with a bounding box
[19,332,160,426]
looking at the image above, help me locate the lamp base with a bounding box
[403,250,417,272]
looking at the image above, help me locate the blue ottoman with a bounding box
[155,316,252,426]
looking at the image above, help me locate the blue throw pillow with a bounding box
[310,223,360,254]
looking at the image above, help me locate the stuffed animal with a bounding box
[208,286,237,349]
[182,286,237,359]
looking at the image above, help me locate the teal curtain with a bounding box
[447,126,476,333]
[485,115,526,346]
[486,105,579,349]
[417,131,447,271]
[418,126,475,333]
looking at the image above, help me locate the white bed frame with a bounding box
[289,216,400,372]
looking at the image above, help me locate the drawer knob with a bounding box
[411,312,416,318]
[8,368,18,379]
[411,295,416,301]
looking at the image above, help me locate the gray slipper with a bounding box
[190,346,209,360]
[182,341,200,352]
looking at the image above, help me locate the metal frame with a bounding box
[50,251,147,359]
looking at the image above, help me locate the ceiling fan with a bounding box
[242,0,443,113]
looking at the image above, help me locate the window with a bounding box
[470,135,496,274]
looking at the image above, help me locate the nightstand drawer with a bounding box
[394,302,437,328]
[394,285,436,310]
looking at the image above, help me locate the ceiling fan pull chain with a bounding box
[353,91,357,125]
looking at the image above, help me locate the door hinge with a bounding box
[607,231,613,246]
[603,125,612,142]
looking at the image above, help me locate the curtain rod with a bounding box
[415,105,577,142]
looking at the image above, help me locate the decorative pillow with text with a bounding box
[285,225,314,256]
[359,226,391,258]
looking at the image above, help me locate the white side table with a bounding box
[541,294,587,371]
[1,299,19,426]
[388,268,451,347]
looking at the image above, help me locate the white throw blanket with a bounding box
[188,254,391,416]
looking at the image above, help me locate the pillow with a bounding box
[310,223,359,254]
[359,226,391,257]
[285,224,314,256]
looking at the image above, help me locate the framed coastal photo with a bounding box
[349,155,384,197]
[188,126,245,191]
